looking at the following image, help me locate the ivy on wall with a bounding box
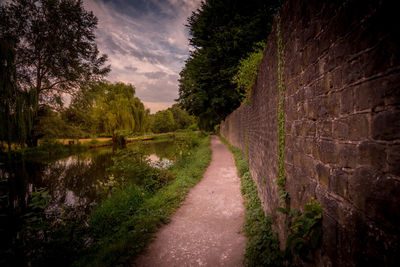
[274,13,322,263]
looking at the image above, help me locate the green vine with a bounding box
[275,14,323,263]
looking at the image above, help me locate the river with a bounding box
[0,139,178,265]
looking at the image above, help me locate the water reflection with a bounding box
[0,140,177,261]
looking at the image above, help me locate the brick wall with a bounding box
[220,0,400,265]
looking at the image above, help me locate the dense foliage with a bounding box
[0,38,36,151]
[152,109,175,133]
[178,0,281,130]
[233,42,266,104]
[90,82,148,136]
[0,0,109,146]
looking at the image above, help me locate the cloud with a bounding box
[124,65,138,71]
[83,0,201,108]
[143,71,168,79]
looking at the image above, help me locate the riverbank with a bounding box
[0,132,197,162]
[74,134,212,266]
[1,132,211,266]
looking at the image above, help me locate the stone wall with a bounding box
[220,0,400,265]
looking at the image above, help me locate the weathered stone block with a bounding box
[327,92,340,117]
[340,87,354,115]
[316,163,330,187]
[348,167,376,212]
[334,114,369,141]
[303,137,315,155]
[317,96,329,118]
[387,144,400,176]
[305,99,318,120]
[358,141,386,170]
[313,77,326,96]
[317,119,332,138]
[354,81,385,111]
[338,143,357,169]
[333,118,349,140]
[364,174,400,230]
[303,120,316,137]
[300,154,317,179]
[329,168,349,199]
[348,114,369,141]
[322,214,338,265]
[371,109,400,141]
[318,140,338,164]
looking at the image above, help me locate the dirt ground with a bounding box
[133,135,246,266]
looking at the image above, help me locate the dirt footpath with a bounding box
[133,135,246,266]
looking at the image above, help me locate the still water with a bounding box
[0,140,177,259]
[1,140,176,213]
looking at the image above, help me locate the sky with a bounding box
[83,0,202,113]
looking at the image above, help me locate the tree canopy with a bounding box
[168,104,196,130]
[178,0,281,130]
[152,110,175,134]
[0,0,109,146]
[91,82,149,136]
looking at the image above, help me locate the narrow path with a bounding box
[133,135,246,266]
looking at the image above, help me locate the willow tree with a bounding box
[91,82,148,136]
[0,38,37,151]
[0,0,109,146]
[152,110,175,133]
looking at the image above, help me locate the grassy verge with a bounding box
[74,135,212,266]
[0,142,89,162]
[219,136,284,266]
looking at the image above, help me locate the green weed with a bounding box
[286,198,322,262]
[219,136,284,266]
[73,135,211,266]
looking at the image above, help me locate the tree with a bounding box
[178,0,281,130]
[168,104,196,130]
[61,81,105,138]
[0,38,36,151]
[91,82,148,136]
[0,0,109,146]
[152,110,175,133]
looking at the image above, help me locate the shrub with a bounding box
[233,42,266,104]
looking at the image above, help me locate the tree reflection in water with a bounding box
[0,140,177,266]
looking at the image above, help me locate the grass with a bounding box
[0,131,200,162]
[219,136,284,267]
[0,142,89,163]
[73,135,212,266]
